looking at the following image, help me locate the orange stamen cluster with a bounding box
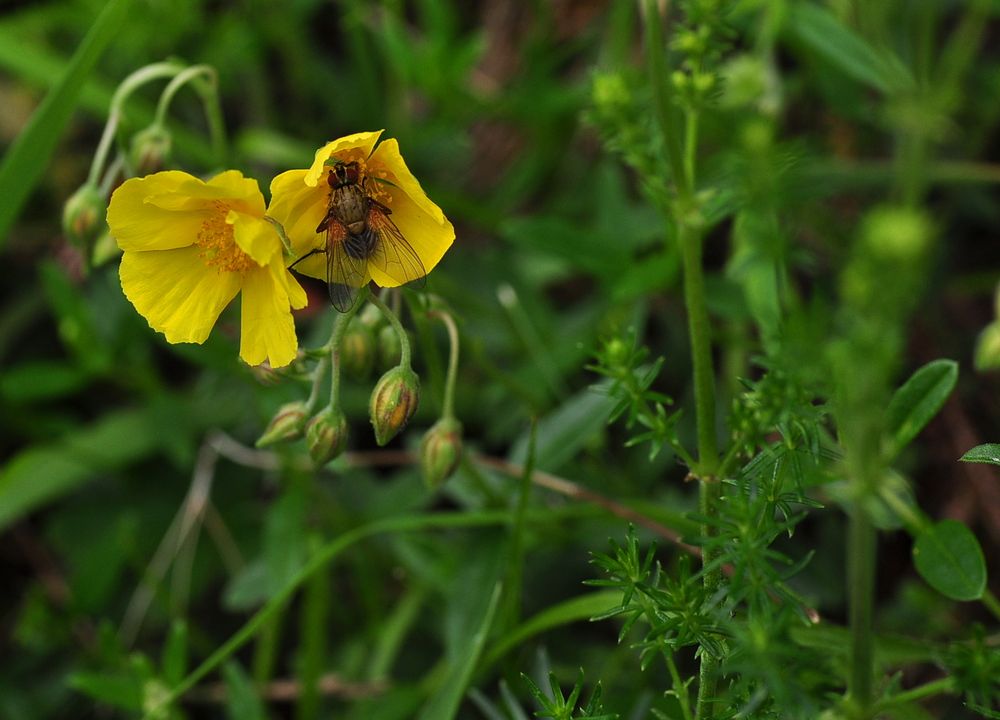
[195,202,256,273]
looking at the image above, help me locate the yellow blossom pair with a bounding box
[107,131,454,367]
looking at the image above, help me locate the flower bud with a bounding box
[861,205,932,261]
[256,401,308,447]
[306,407,349,465]
[974,322,1000,372]
[340,320,375,380]
[129,125,172,175]
[62,184,105,251]
[420,417,463,489]
[369,365,420,446]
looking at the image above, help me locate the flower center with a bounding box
[195,203,256,273]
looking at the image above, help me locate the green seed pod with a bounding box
[340,320,376,381]
[256,401,308,447]
[420,417,463,489]
[306,407,349,466]
[62,184,105,252]
[369,365,420,446]
[129,125,172,175]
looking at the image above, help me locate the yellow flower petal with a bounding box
[227,210,280,266]
[267,169,328,260]
[304,130,384,187]
[239,258,300,367]
[119,246,241,344]
[370,138,446,224]
[108,172,208,251]
[367,184,455,288]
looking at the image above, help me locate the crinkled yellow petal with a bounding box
[304,130,384,187]
[367,183,455,288]
[370,138,446,224]
[208,170,267,214]
[239,258,300,367]
[108,172,208,251]
[119,246,241,344]
[228,210,280,266]
[267,169,328,261]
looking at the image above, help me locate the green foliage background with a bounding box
[1,0,999,718]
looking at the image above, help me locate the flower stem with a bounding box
[88,61,183,187]
[369,291,411,368]
[848,505,876,715]
[666,651,694,720]
[154,63,227,167]
[644,0,688,198]
[428,310,460,420]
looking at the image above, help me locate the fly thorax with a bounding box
[330,184,369,228]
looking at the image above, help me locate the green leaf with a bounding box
[785,3,913,95]
[222,662,266,720]
[480,590,622,670]
[417,581,503,720]
[161,620,188,687]
[959,443,1000,466]
[509,383,617,472]
[0,407,159,531]
[0,0,134,245]
[68,672,142,711]
[913,520,987,601]
[884,359,958,456]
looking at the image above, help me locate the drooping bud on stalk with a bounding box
[305,407,349,466]
[341,320,376,381]
[369,365,420,446]
[129,124,172,175]
[62,184,105,252]
[420,417,463,489]
[256,401,308,447]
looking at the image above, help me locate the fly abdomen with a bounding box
[344,226,378,260]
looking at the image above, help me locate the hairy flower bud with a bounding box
[341,320,375,380]
[129,125,172,175]
[369,366,420,446]
[306,407,349,465]
[62,184,105,251]
[420,417,463,489]
[256,401,308,447]
[975,322,1000,372]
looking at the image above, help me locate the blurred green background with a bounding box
[1,0,999,718]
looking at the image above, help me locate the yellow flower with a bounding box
[107,170,307,367]
[267,130,454,289]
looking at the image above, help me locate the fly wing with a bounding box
[326,220,369,312]
[366,206,427,289]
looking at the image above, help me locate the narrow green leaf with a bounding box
[0,0,133,245]
[509,383,617,472]
[222,662,266,720]
[884,359,958,456]
[785,3,913,95]
[913,520,987,601]
[161,620,189,687]
[959,443,1000,466]
[417,582,503,720]
[0,407,159,531]
[481,590,623,670]
[68,672,142,711]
